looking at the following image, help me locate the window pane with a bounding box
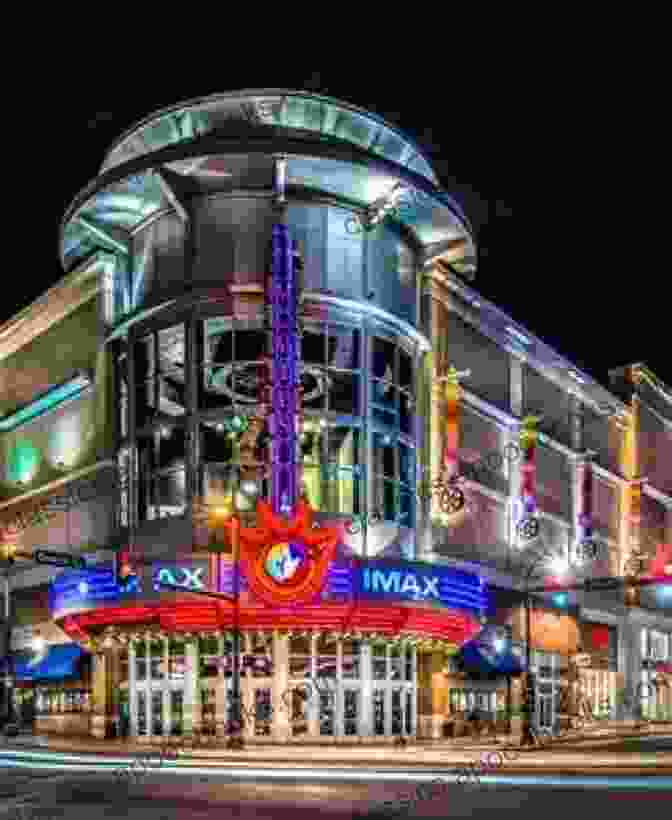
[328,371,360,414]
[370,337,395,380]
[158,326,184,375]
[327,326,360,369]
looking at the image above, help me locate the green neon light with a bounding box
[0,373,92,433]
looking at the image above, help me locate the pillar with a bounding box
[182,638,200,741]
[162,637,171,737]
[417,649,446,739]
[271,630,291,742]
[128,640,138,736]
[359,641,373,736]
[307,632,320,737]
[215,634,227,741]
[90,650,112,739]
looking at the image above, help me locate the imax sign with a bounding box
[153,563,208,593]
[354,560,488,616]
[362,568,440,600]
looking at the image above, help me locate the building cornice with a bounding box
[0,259,101,362]
[426,267,629,420]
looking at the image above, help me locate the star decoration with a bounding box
[220,500,340,607]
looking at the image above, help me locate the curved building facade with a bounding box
[48,91,485,742]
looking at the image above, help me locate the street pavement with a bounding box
[0,761,671,820]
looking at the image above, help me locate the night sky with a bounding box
[5,67,665,389]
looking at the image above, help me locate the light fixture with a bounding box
[493,637,506,654]
[160,427,171,438]
[31,635,46,654]
[78,581,89,596]
[549,555,570,577]
[216,423,224,432]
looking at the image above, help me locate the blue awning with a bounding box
[9,644,86,681]
[458,640,524,678]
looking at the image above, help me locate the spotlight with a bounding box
[216,423,224,433]
[161,427,171,438]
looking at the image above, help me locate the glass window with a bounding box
[343,689,360,736]
[137,691,147,736]
[327,326,360,370]
[290,636,312,679]
[135,641,147,680]
[342,640,361,679]
[373,689,385,735]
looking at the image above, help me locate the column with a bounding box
[242,633,254,741]
[162,637,171,737]
[415,351,433,560]
[510,357,523,418]
[417,649,446,739]
[360,641,373,736]
[308,632,319,738]
[144,635,152,741]
[128,640,138,736]
[271,630,291,742]
[508,356,524,555]
[335,637,344,741]
[619,616,643,721]
[185,315,198,547]
[108,646,123,739]
[90,651,110,739]
[182,638,200,742]
[215,634,227,741]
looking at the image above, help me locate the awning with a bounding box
[457,640,524,679]
[8,644,86,681]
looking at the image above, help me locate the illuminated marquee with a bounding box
[152,562,209,593]
[225,500,340,607]
[354,560,488,616]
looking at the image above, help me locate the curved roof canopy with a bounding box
[61,91,476,274]
[100,90,439,183]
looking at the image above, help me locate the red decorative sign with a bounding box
[222,500,340,607]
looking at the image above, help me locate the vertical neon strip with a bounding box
[270,224,298,516]
[442,369,461,480]
[519,416,538,514]
[579,463,593,541]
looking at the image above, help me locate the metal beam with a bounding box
[75,216,131,256]
[155,168,190,223]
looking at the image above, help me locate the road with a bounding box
[0,759,670,820]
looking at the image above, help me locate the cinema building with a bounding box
[1,90,670,744]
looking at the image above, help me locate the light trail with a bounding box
[1,750,671,791]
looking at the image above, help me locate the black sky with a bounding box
[5,64,666,390]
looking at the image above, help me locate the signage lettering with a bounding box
[154,566,206,592]
[364,567,441,600]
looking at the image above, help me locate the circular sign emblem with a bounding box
[264,542,307,584]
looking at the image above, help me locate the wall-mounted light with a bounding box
[216,423,224,433]
[160,427,171,438]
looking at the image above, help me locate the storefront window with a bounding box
[342,640,361,679]
[290,636,311,679]
[134,640,148,680]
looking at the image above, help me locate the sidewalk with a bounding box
[3,726,672,774]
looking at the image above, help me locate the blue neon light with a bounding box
[354,560,487,615]
[0,373,92,433]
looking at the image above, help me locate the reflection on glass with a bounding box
[344,689,359,736]
[373,689,385,735]
[137,691,147,736]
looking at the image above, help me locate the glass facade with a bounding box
[115,307,422,557]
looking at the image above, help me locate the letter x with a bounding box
[181,568,204,588]
[422,577,439,597]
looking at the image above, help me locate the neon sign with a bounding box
[153,564,207,593]
[354,560,488,615]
